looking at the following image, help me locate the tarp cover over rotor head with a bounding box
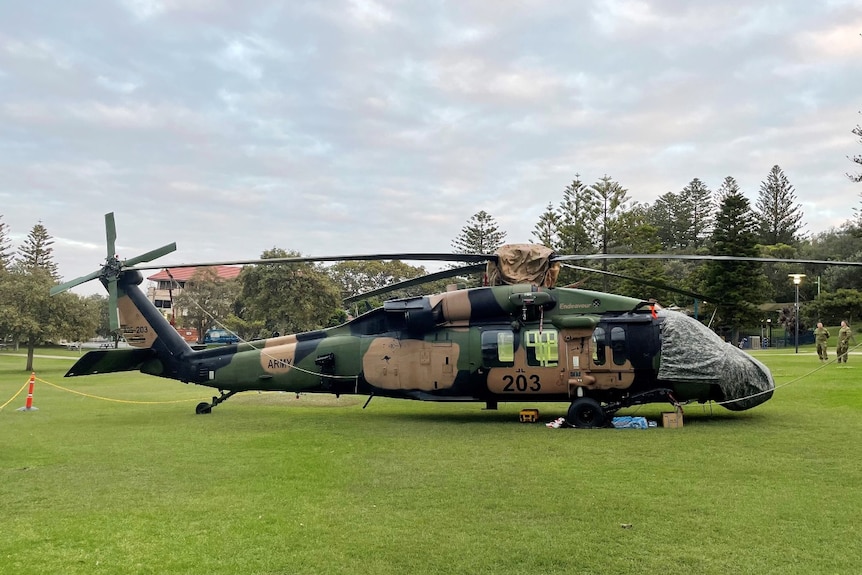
[486,244,561,287]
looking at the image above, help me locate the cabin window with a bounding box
[482,329,515,367]
[611,326,627,366]
[592,327,606,366]
[525,329,559,367]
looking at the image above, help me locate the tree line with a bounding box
[529,165,861,339]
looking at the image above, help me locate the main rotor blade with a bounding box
[50,269,103,295]
[105,212,117,258]
[562,264,717,303]
[126,252,495,271]
[123,242,177,267]
[555,253,862,267]
[344,264,486,304]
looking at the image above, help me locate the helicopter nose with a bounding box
[657,310,775,411]
[719,346,775,411]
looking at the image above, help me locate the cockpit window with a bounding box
[482,329,515,367]
[592,326,606,365]
[611,326,627,366]
[525,329,558,367]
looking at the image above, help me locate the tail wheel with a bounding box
[567,398,606,428]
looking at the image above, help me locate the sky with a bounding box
[1,0,861,296]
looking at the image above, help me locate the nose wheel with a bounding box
[195,390,238,414]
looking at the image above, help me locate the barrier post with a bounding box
[17,372,38,412]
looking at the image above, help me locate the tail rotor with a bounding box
[50,213,176,331]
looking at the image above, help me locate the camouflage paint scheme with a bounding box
[65,269,773,416]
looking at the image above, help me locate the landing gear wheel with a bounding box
[567,398,606,428]
[194,390,238,414]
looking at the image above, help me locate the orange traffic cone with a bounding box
[16,372,38,412]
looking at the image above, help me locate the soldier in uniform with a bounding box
[837,321,852,363]
[814,322,830,362]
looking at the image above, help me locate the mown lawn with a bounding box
[1,347,860,575]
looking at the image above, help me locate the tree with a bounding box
[17,222,59,279]
[2,221,96,369]
[755,165,804,245]
[609,206,672,302]
[801,224,862,292]
[236,248,343,336]
[531,203,560,249]
[848,117,862,227]
[88,295,113,339]
[0,214,13,271]
[758,243,801,303]
[329,260,452,312]
[557,176,599,254]
[680,178,713,250]
[591,175,630,291]
[450,211,507,287]
[174,268,241,341]
[848,114,862,183]
[591,175,629,257]
[805,289,862,326]
[0,268,98,370]
[699,185,769,343]
[451,211,507,254]
[715,175,741,203]
[647,191,687,250]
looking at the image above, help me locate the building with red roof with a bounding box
[146,266,242,320]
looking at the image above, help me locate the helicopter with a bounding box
[49,213,861,427]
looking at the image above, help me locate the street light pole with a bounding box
[789,274,806,354]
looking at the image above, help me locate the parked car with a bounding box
[203,329,240,345]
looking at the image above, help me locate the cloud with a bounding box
[1,0,860,294]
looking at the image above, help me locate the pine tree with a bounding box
[647,192,686,250]
[591,175,629,256]
[16,222,59,279]
[680,178,713,250]
[848,115,862,183]
[716,175,741,203]
[451,211,507,254]
[0,215,13,271]
[849,117,862,225]
[701,186,769,343]
[590,175,630,292]
[531,203,560,249]
[557,176,599,254]
[755,165,804,245]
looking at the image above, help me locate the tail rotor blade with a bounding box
[50,270,103,295]
[124,242,177,267]
[107,279,120,331]
[105,212,117,258]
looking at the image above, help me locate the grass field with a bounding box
[1,346,860,575]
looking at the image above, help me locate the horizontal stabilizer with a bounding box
[65,349,157,377]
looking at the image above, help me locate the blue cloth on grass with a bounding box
[611,416,649,429]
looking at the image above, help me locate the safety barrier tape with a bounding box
[0,379,30,411]
[33,376,208,404]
